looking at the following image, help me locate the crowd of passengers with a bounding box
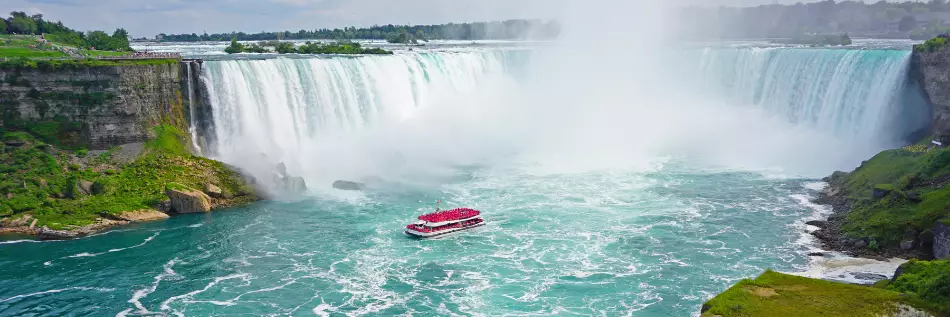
[418,208,480,223]
[406,218,484,233]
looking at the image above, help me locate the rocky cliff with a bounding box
[179,60,215,153]
[914,50,950,141]
[0,59,262,238]
[0,61,186,149]
[935,220,950,259]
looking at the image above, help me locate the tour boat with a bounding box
[405,208,485,238]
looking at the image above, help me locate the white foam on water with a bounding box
[0,287,114,303]
[790,183,906,284]
[804,181,828,191]
[0,239,51,245]
[126,258,181,315]
[311,302,335,317]
[55,232,161,263]
[796,253,906,284]
[159,273,250,314]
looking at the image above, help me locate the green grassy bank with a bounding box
[1,125,256,230]
[702,262,950,317]
[827,142,950,249]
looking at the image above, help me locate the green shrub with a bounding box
[2,131,33,143]
[917,36,950,53]
[91,178,117,195]
[3,194,42,212]
[887,260,950,315]
[75,148,89,157]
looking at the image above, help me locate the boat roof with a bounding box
[418,208,481,222]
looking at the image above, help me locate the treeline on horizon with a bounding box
[679,0,950,40]
[156,19,561,43]
[0,11,132,51]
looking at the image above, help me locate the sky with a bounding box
[0,0,833,37]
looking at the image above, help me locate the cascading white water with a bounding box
[199,46,929,183]
[201,50,525,182]
[678,47,927,147]
[184,62,202,154]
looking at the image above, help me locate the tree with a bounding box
[8,14,37,34]
[85,30,113,50]
[111,28,130,51]
[899,15,918,32]
[224,36,244,54]
[0,21,6,34]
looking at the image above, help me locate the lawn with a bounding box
[1,34,129,59]
[80,50,129,57]
[0,47,67,58]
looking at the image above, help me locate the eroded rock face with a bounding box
[934,220,950,259]
[914,50,950,137]
[0,64,183,149]
[165,184,212,214]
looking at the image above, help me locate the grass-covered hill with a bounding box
[0,125,257,233]
[701,262,950,317]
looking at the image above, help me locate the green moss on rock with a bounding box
[831,146,950,248]
[0,124,257,230]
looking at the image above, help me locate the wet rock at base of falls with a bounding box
[271,162,307,193]
[165,184,212,214]
[333,180,365,191]
[285,176,307,193]
[273,174,307,193]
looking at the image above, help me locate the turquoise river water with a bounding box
[0,41,931,316]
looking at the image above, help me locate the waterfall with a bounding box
[198,47,930,180]
[184,62,202,154]
[680,47,929,147]
[200,50,524,179]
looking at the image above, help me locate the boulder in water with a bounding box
[165,183,212,214]
[285,176,307,193]
[333,180,365,191]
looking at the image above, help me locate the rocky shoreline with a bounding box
[809,172,933,260]
[0,182,257,240]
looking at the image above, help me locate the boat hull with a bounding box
[405,222,485,239]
